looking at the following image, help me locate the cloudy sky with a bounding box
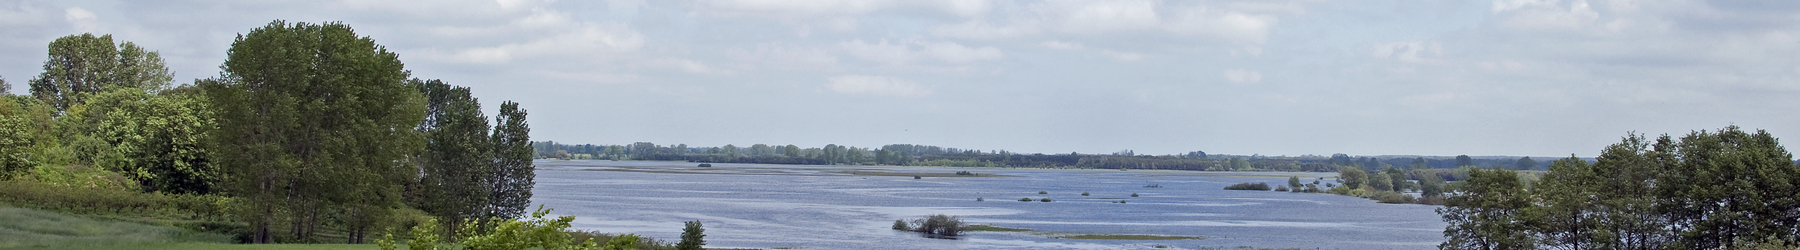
[2,0,1797,157]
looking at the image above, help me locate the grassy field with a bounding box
[6,243,380,250]
[0,205,235,249]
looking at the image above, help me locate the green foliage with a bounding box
[1287,176,1302,192]
[59,87,217,194]
[457,206,600,250]
[1018,198,1031,202]
[677,220,704,250]
[0,179,227,220]
[414,79,493,236]
[1369,172,1393,192]
[1653,126,1800,249]
[1438,168,1534,250]
[486,101,534,220]
[1080,192,1089,196]
[1273,185,1289,192]
[205,20,425,243]
[1223,182,1271,191]
[1339,166,1366,189]
[892,220,910,230]
[28,33,173,113]
[1040,198,1053,202]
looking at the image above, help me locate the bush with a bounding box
[976,197,983,201]
[0,179,227,220]
[909,214,965,237]
[1040,198,1053,202]
[955,171,974,176]
[1130,193,1139,197]
[696,163,711,167]
[892,220,911,230]
[1223,182,1271,191]
[1369,191,1416,204]
[1038,190,1047,194]
[1018,198,1032,202]
[1274,185,1290,192]
[677,220,704,250]
[1081,192,1090,196]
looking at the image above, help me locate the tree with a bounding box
[783,144,800,157]
[1526,157,1602,249]
[1385,167,1407,192]
[1653,126,1800,249]
[1288,176,1302,192]
[1339,166,1367,189]
[487,101,534,220]
[1439,168,1534,250]
[205,21,424,243]
[1514,157,1537,170]
[677,220,705,250]
[1455,155,1473,167]
[1585,133,1671,249]
[29,33,172,113]
[416,79,492,239]
[63,86,217,194]
[1369,171,1394,192]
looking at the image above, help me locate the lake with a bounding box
[529,160,1446,249]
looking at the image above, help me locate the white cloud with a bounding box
[1222,69,1261,83]
[1049,0,1160,34]
[840,39,1002,65]
[729,43,840,71]
[1162,7,1274,44]
[649,58,726,74]
[930,20,1040,40]
[423,10,644,64]
[825,75,931,97]
[1372,41,1443,63]
[1040,40,1082,50]
[1102,50,1144,62]
[1497,0,1600,31]
[64,7,96,31]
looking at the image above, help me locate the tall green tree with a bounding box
[486,101,533,219]
[1439,168,1534,250]
[204,21,423,243]
[29,33,172,113]
[1585,133,1670,249]
[1654,126,1800,249]
[1525,157,1602,249]
[414,79,492,237]
[1455,155,1473,167]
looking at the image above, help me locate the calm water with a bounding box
[529,160,1445,249]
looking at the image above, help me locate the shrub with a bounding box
[913,176,921,179]
[1040,198,1052,202]
[1018,198,1032,202]
[1130,193,1139,197]
[892,220,911,230]
[1081,192,1090,196]
[0,179,227,220]
[1223,182,1272,191]
[1274,185,1290,192]
[1369,191,1416,204]
[677,220,705,250]
[1038,190,1047,194]
[976,197,983,201]
[910,214,965,237]
[696,163,711,167]
[955,171,974,176]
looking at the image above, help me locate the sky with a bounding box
[2,0,1797,158]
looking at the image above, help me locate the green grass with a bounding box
[0,206,233,249]
[963,225,1031,232]
[6,243,379,250]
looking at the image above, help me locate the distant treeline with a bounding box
[530,141,1552,173]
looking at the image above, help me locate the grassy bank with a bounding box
[0,205,233,249]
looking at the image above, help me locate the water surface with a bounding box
[530,160,1444,249]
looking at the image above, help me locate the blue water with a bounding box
[529,160,1445,249]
